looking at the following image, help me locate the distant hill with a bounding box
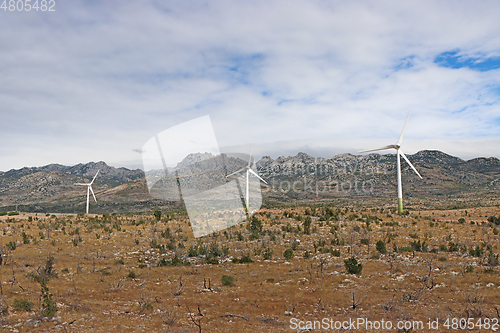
[0,150,498,213]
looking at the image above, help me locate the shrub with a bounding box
[127,271,136,279]
[158,255,188,267]
[411,240,428,252]
[13,298,32,311]
[469,246,484,258]
[238,254,253,263]
[6,241,16,251]
[22,232,30,244]
[153,209,162,221]
[448,242,459,252]
[206,257,219,265]
[263,248,273,260]
[283,249,294,260]
[302,216,312,235]
[248,215,262,233]
[465,265,474,273]
[221,275,234,286]
[360,238,369,245]
[331,249,341,257]
[376,240,387,254]
[188,246,199,257]
[344,256,363,275]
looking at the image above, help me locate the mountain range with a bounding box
[0,150,499,213]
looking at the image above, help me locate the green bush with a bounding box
[263,248,273,260]
[188,245,199,257]
[127,271,136,279]
[469,246,484,258]
[344,256,363,275]
[158,255,188,267]
[153,209,162,221]
[331,249,341,257]
[376,240,387,254]
[12,298,32,311]
[221,275,234,286]
[238,254,253,263]
[205,257,219,265]
[283,249,294,260]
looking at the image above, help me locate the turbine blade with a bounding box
[248,168,268,184]
[397,111,411,146]
[399,150,423,179]
[247,144,253,167]
[89,186,97,202]
[90,170,100,185]
[358,144,396,153]
[74,183,88,186]
[226,167,246,178]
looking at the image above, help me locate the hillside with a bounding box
[0,150,499,213]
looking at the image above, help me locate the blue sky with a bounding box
[1,0,500,171]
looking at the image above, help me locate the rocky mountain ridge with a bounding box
[0,150,498,213]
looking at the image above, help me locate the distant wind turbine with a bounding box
[75,170,99,214]
[359,111,422,215]
[226,146,267,213]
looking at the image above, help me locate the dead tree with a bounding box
[422,258,435,289]
[319,258,327,277]
[186,304,204,333]
[351,292,364,309]
[171,276,184,296]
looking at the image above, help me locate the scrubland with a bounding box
[0,204,500,332]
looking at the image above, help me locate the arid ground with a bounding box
[1,204,500,332]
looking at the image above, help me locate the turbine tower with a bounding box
[359,111,422,215]
[75,170,99,214]
[226,145,267,213]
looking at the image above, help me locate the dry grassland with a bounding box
[0,205,499,332]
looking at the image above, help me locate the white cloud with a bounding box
[1,0,500,171]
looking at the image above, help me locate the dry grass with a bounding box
[0,205,499,332]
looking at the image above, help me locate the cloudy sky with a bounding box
[1,0,500,171]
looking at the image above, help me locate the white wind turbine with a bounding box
[359,111,422,215]
[226,146,267,213]
[75,170,99,214]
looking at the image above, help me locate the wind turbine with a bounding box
[226,146,267,213]
[359,111,422,215]
[75,170,99,214]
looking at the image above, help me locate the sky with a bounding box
[1,0,500,171]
